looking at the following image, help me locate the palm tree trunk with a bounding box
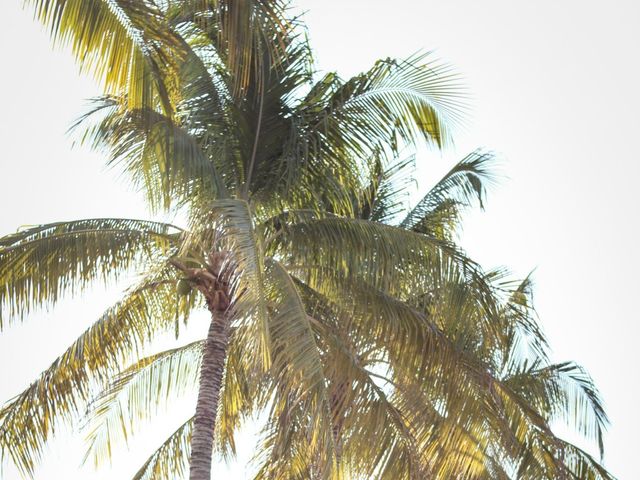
[189,305,230,480]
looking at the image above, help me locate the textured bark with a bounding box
[188,304,230,480]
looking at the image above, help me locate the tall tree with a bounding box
[1,1,615,479]
[30,153,611,480]
[0,151,614,479]
[3,1,468,479]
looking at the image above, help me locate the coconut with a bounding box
[176,279,192,296]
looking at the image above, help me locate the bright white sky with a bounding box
[1,1,638,478]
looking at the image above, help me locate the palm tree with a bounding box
[1,1,618,479]
[0,181,486,480]
[2,1,474,479]
[29,153,612,480]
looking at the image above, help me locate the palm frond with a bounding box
[311,321,425,479]
[166,0,298,98]
[554,438,616,480]
[294,274,556,477]
[516,434,616,480]
[273,215,481,301]
[358,154,416,224]
[24,0,181,111]
[0,267,194,476]
[213,330,264,460]
[300,52,466,155]
[84,341,202,467]
[131,417,193,480]
[74,97,226,212]
[504,361,608,459]
[0,218,180,327]
[400,149,497,235]
[261,260,336,477]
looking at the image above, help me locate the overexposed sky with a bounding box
[1,1,639,478]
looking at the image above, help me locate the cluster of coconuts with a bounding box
[176,279,192,296]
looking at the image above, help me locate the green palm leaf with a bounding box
[83,341,203,467]
[25,0,181,111]
[300,52,465,154]
[263,260,337,478]
[504,361,608,459]
[75,98,226,212]
[0,268,193,476]
[400,150,497,235]
[131,417,193,480]
[0,219,180,327]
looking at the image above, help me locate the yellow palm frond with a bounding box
[131,417,193,480]
[83,341,203,467]
[0,218,180,328]
[24,0,182,111]
[0,267,194,476]
[263,260,337,478]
